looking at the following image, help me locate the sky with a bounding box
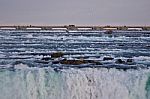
[0,0,150,25]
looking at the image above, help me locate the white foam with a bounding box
[0,68,150,99]
[14,63,29,69]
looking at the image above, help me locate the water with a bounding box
[0,30,150,99]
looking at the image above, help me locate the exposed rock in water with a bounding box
[51,52,64,58]
[105,30,113,34]
[118,44,124,47]
[127,59,133,62]
[103,57,114,61]
[60,59,102,65]
[52,61,60,64]
[115,58,135,65]
[76,56,89,59]
[146,45,150,48]
[115,59,125,64]
[126,59,134,65]
[53,67,62,72]
[60,59,88,65]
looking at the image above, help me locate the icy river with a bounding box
[0,30,150,99]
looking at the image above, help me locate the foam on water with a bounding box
[0,68,150,99]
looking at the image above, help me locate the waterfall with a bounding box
[0,68,150,99]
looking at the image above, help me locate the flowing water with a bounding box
[0,30,150,99]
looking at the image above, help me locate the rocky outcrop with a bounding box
[115,59,125,64]
[146,45,150,48]
[60,59,87,65]
[105,30,113,34]
[115,58,135,65]
[51,52,64,58]
[59,59,102,65]
[126,59,134,65]
[103,57,114,61]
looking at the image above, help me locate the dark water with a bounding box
[0,30,150,69]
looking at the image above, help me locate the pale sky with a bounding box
[0,0,150,25]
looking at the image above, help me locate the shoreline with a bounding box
[0,25,150,31]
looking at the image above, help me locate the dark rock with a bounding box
[60,59,88,65]
[126,59,133,63]
[51,52,64,58]
[88,79,92,83]
[86,60,95,63]
[95,61,103,65]
[52,61,60,64]
[105,30,113,34]
[54,68,59,72]
[95,56,101,58]
[146,45,150,48]
[76,56,89,59]
[60,59,102,65]
[115,59,125,64]
[103,57,114,61]
[118,44,124,46]
[126,59,134,65]
[53,67,62,72]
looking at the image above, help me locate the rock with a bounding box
[76,56,89,59]
[60,59,88,65]
[103,57,114,61]
[60,59,102,65]
[126,59,134,65]
[105,30,113,34]
[95,61,103,65]
[115,59,125,64]
[146,45,150,48]
[51,52,64,58]
[126,59,133,63]
[52,61,60,64]
[118,44,124,46]
[53,67,62,72]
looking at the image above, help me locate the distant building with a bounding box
[0,27,16,30]
[103,27,117,30]
[127,28,142,31]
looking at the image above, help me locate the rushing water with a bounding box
[0,30,150,99]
